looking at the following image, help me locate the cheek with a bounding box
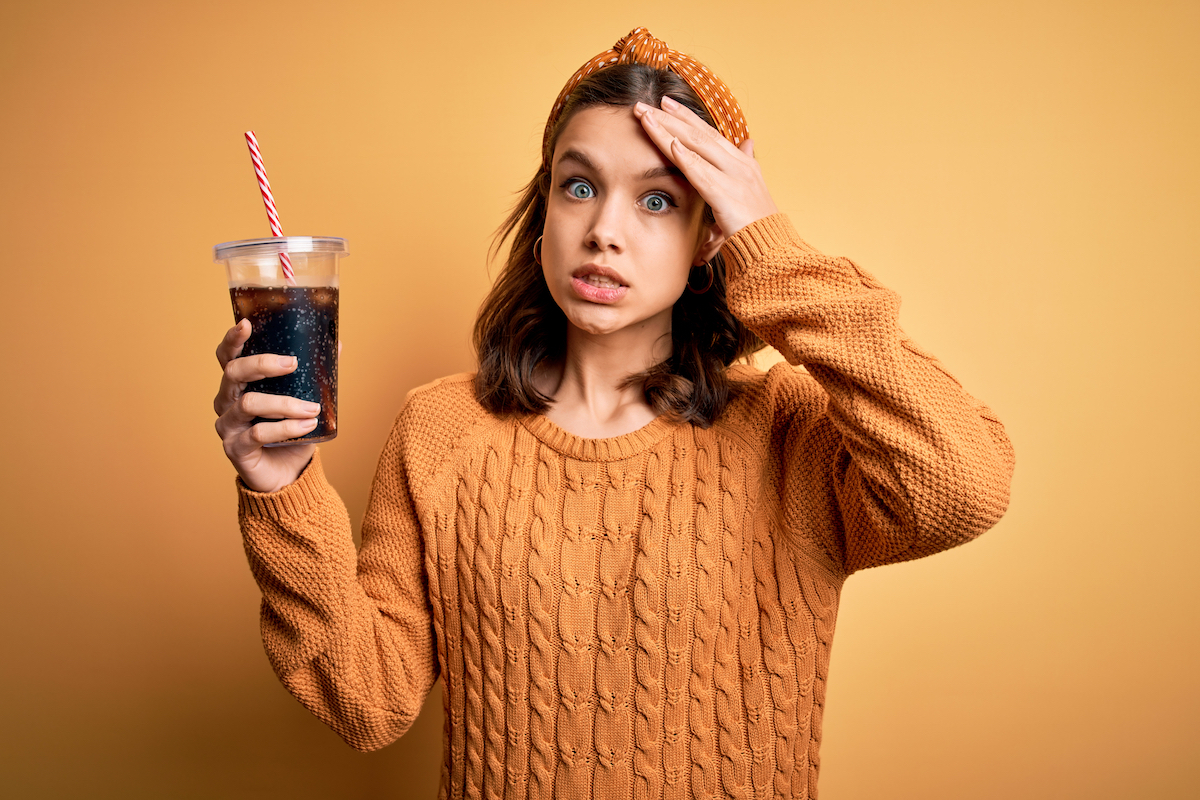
[659,220,707,273]
[541,202,575,260]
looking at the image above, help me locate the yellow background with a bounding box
[2,0,1197,797]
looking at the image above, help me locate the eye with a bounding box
[641,193,674,213]
[565,180,594,199]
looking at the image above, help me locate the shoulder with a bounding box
[714,361,830,448]
[400,372,481,420]
[389,372,499,482]
[726,360,828,418]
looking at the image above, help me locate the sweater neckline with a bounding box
[519,412,678,461]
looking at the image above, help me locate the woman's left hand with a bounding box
[634,96,779,240]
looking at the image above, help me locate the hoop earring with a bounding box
[687,262,714,294]
[533,235,543,266]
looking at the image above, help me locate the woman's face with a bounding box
[541,104,721,341]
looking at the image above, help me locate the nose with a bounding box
[585,195,626,253]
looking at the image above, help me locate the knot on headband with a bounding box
[612,27,672,69]
[544,27,750,156]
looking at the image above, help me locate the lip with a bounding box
[570,264,628,304]
[572,264,627,285]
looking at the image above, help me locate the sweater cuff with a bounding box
[721,213,819,280]
[237,449,338,521]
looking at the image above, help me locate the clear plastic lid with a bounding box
[213,236,348,262]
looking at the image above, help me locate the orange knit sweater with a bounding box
[238,214,1014,800]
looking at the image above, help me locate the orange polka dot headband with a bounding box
[543,27,750,158]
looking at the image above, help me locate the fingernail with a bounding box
[279,356,296,368]
[304,402,321,414]
[661,95,680,110]
[301,417,318,429]
[634,101,648,114]
[642,109,659,128]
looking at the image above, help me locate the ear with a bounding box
[694,221,726,266]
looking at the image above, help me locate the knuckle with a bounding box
[686,124,714,148]
[237,392,257,416]
[248,425,268,445]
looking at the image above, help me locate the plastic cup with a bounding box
[213,236,348,446]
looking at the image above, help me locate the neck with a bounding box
[535,318,671,438]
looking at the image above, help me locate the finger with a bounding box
[216,319,252,369]
[226,417,320,459]
[666,134,725,201]
[634,105,722,190]
[215,353,298,417]
[216,393,319,442]
[633,102,677,162]
[634,101,777,235]
[641,98,746,170]
[230,392,321,424]
[669,135,776,236]
[635,110,745,206]
[224,353,298,385]
[739,138,755,158]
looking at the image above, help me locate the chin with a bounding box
[568,314,626,337]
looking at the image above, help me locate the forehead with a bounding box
[552,105,676,177]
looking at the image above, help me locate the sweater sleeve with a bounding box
[722,213,1015,574]
[237,420,439,751]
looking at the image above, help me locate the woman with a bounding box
[214,28,1014,800]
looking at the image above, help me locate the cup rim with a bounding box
[213,236,348,262]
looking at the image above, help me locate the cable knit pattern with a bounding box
[236,214,1014,799]
[689,429,720,797]
[594,459,637,795]
[633,448,665,800]
[500,435,533,792]
[558,459,599,794]
[474,445,507,799]
[715,441,748,800]
[454,464,485,797]
[525,438,560,800]
[663,436,693,800]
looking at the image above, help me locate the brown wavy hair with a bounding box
[473,64,764,427]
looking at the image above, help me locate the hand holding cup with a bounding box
[213,319,321,493]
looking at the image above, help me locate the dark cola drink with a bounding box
[230,285,339,445]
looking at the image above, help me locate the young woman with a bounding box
[213,28,1014,800]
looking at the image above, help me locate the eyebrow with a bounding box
[642,163,684,180]
[556,148,685,181]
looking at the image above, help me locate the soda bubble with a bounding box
[230,285,339,444]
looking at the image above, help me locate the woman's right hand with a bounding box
[214,319,320,493]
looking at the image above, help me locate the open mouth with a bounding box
[570,268,628,304]
[578,273,625,289]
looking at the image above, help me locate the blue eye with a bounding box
[566,180,594,199]
[643,193,671,212]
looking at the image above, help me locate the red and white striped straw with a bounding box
[244,130,295,284]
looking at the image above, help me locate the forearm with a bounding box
[724,214,1015,572]
[238,450,437,750]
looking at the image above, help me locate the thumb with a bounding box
[738,138,755,158]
